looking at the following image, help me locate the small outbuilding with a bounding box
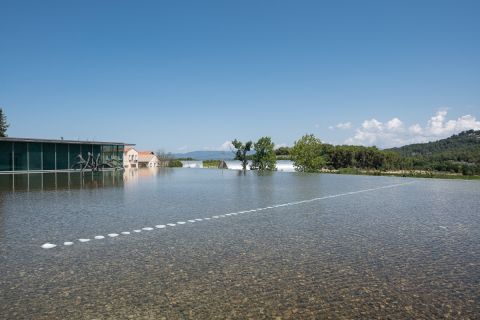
[138,151,160,168]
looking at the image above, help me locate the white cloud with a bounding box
[202,140,234,151]
[336,122,352,130]
[219,140,234,151]
[329,122,352,130]
[362,119,383,130]
[345,110,480,148]
[408,124,422,134]
[386,118,403,131]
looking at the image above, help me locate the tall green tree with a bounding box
[0,108,9,137]
[291,134,325,172]
[251,136,276,171]
[232,139,252,171]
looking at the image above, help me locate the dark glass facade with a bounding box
[0,139,125,172]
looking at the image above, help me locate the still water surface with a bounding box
[1,169,479,319]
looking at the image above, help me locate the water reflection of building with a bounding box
[0,171,124,192]
[0,137,129,173]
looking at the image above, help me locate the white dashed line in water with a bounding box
[41,182,414,249]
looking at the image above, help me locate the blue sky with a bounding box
[1,0,479,152]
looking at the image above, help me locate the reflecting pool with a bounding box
[0,169,479,319]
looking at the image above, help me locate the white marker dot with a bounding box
[94,236,105,240]
[41,243,57,249]
[188,220,196,223]
[177,221,186,225]
[133,230,142,233]
[142,227,154,231]
[79,239,90,242]
[121,231,130,235]
[63,242,74,246]
[195,218,203,221]
[155,225,166,229]
[167,223,176,227]
[108,233,119,237]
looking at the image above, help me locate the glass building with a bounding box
[0,137,128,172]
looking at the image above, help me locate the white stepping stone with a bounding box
[167,223,176,227]
[41,243,57,249]
[177,221,186,225]
[94,236,105,240]
[121,232,130,235]
[78,239,90,242]
[155,225,166,229]
[108,233,119,237]
[142,227,153,231]
[63,242,74,246]
[133,230,142,232]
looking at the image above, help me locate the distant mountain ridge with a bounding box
[174,150,235,160]
[387,130,480,163]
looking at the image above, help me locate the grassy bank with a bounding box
[336,168,480,180]
[203,160,222,168]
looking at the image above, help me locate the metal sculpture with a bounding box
[71,153,123,172]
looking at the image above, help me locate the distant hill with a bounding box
[387,130,480,164]
[174,150,235,160]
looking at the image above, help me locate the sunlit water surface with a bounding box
[0,169,479,319]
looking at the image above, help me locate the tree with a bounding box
[232,139,252,171]
[291,134,326,172]
[0,108,9,137]
[251,136,276,171]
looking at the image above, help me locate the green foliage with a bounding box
[167,159,183,167]
[275,146,291,156]
[387,130,480,175]
[0,108,9,137]
[203,160,221,168]
[232,139,252,171]
[225,130,480,177]
[251,136,276,171]
[291,134,326,172]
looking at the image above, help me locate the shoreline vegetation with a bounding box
[171,130,480,180]
[198,161,480,180]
